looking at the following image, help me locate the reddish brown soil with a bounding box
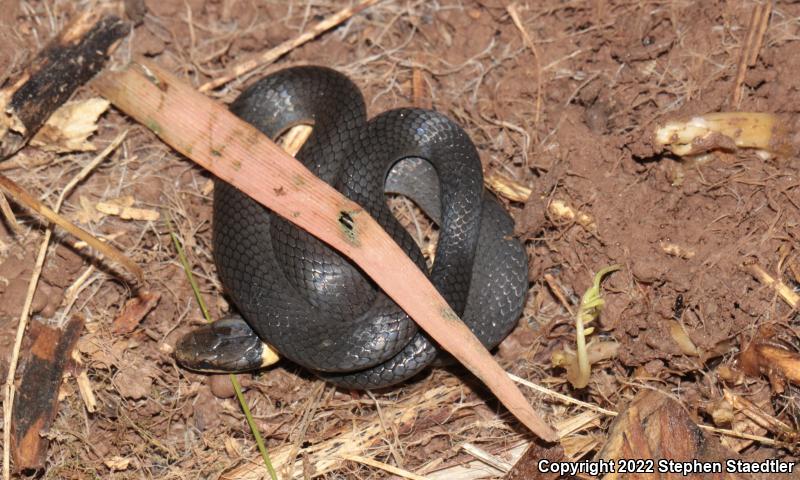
[0,0,798,478]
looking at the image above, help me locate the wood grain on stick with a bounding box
[93,62,556,441]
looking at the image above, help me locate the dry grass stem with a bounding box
[411,66,432,110]
[342,454,431,480]
[57,265,96,326]
[426,442,529,479]
[723,388,794,436]
[542,272,576,316]
[554,410,602,438]
[225,385,462,479]
[506,3,542,125]
[72,351,97,413]
[95,200,160,221]
[745,262,799,308]
[460,443,513,473]
[0,191,20,233]
[508,372,617,417]
[732,2,772,107]
[509,372,787,447]
[0,132,143,282]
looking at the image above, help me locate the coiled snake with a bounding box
[175,66,528,389]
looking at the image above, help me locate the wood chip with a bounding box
[11,316,84,471]
[505,441,569,480]
[96,196,160,221]
[104,456,131,471]
[111,291,161,334]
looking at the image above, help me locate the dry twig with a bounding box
[0,134,143,282]
[745,262,799,308]
[198,0,381,93]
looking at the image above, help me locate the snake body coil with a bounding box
[179,66,528,389]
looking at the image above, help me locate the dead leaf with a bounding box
[111,291,161,334]
[30,98,110,152]
[739,341,800,392]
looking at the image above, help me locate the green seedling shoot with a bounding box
[557,265,621,389]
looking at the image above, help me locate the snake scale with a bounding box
[175,66,528,389]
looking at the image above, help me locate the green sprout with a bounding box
[553,265,621,389]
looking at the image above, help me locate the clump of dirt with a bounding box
[0,0,798,478]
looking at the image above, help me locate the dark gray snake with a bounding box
[175,66,528,389]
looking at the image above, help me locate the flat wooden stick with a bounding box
[93,61,557,442]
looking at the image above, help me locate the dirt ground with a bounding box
[0,0,798,478]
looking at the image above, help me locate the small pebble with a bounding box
[209,374,236,398]
[209,374,252,399]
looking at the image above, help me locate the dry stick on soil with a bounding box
[723,389,794,436]
[198,0,381,93]
[731,2,772,107]
[0,10,127,158]
[652,112,798,158]
[0,141,142,282]
[1,131,131,478]
[745,262,800,308]
[0,191,20,233]
[93,61,557,442]
[507,3,542,126]
[411,63,432,110]
[485,174,597,232]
